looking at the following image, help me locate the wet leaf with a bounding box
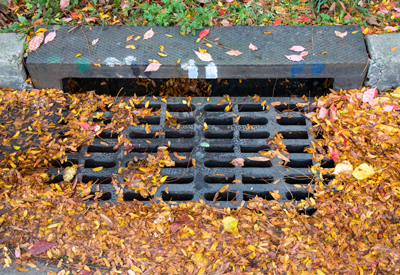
[333,161,353,175]
[28,32,44,52]
[191,253,208,268]
[93,167,103,172]
[28,240,56,255]
[247,157,270,161]
[91,38,99,45]
[44,31,56,45]
[289,45,306,52]
[225,50,243,56]
[60,0,70,10]
[231,158,244,167]
[200,142,210,147]
[171,222,182,233]
[352,163,375,180]
[334,31,348,38]
[126,45,136,49]
[63,165,76,182]
[219,184,229,193]
[126,35,134,41]
[193,50,214,62]
[199,28,210,39]
[222,216,238,234]
[143,28,154,40]
[249,43,258,51]
[144,63,162,72]
[284,54,304,62]
[100,213,114,226]
[300,51,308,57]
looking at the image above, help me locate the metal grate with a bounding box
[48,97,317,208]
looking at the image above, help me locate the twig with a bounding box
[318,41,357,49]
[126,27,144,35]
[336,37,358,46]
[360,58,369,76]
[81,27,99,67]
[203,38,233,50]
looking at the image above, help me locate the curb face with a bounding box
[26,25,368,91]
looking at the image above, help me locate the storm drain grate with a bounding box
[48,97,322,208]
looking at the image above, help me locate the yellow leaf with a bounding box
[293,184,302,188]
[317,270,326,275]
[391,47,397,52]
[270,190,282,200]
[75,54,82,58]
[191,254,208,268]
[166,34,173,37]
[224,105,231,112]
[222,216,238,234]
[219,184,229,193]
[63,165,76,182]
[13,131,20,138]
[198,47,207,53]
[35,28,47,35]
[13,145,21,150]
[93,166,103,171]
[103,258,111,268]
[126,35,134,41]
[264,32,271,34]
[352,30,358,34]
[392,86,400,97]
[336,185,344,191]
[158,53,168,57]
[177,59,181,64]
[134,36,141,40]
[145,100,150,108]
[203,122,208,130]
[126,45,136,49]
[192,158,196,167]
[352,163,375,180]
[205,43,212,47]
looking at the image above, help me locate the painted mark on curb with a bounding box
[291,61,305,78]
[181,59,198,78]
[310,62,325,76]
[47,55,61,64]
[76,57,91,72]
[205,62,218,79]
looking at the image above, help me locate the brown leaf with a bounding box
[247,157,270,161]
[100,214,114,226]
[231,158,245,166]
[215,263,230,275]
[365,16,380,27]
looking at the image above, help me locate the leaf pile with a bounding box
[1,86,400,274]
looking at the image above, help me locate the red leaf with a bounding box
[218,9,226,16]
[231,158,244,167]
[171,222,182,233]
[328,146,340,162]
[122,142,134,153]
[339,133,347,146]
[199,29,210,39]
[79,270,94,275]
[272,19,282,26]
[28,240,56,255]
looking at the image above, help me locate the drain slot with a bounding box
[240,145,270,153]
[286,190,313,201]
[130,146,158,153]
[88,192,112,201]
[51,159,78,168]
[167,104,195,112]
[163,174,194,184]
[139,117,160,124]
[275,104,304,113]
[171,160,193,168]
[123,192,151,201]
[82,176,112,184]
[162,191,194,201]
[205,145,234,153]
[239,117,268,125]
[85,160,116,169]
[242,175,274,184]
[204,160,234,168]
[168,146,194,152]
[279,131,308,139]
[204,117,233,125]
[238,104,265,112]
[243,191,274,201]
[204,104,231,112]
[93,118,112,125]
[204,192,238,201]
[96,131,118,139]
[285,159,313,168]
[244,159,272,167]
[284,174,314,184]
[87,146,118,153]
[277,117,306,125]
[239,131,270,139]
[286,145,309,153]
[165,131,195,138]
[204,175,235,184]
[130,132,159,139]
[204,131,233,139]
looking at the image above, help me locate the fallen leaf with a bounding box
[300,51,308,57]
[200,142,210,147]
[338,0,346,10]
[44,31,56,45]
[29,240,56,255]
[284,54,304,62]
[126,45,136,49]
[231,158,244,167]
[362,88,377,105]
[219,184,229,193]
[249,43,258,51]
[328,145,340,162]
[333,161,353,175]
[143,28,154,40]
[352,163,375,180]
[29,33,44,52]
[247,157,270,161]
[191,254,208,268]
[222,216,238,234]
[215,263,230,275]
[144,63,162,72]
[334,31,348,38]
[126,35,133,41]
[63,165,76,182]
[91,38,99,45]
[122,142,134,152]
[134,36,141,40]
[289,46,306,52]
[317,107,328,119]
[171,223,182,233]
[270,190,282,200]
[358,0,363,6]
[384,26,398,32]
[391,47,397,52]
[199,28,210,39]
[60,0,70,10]
[220,19,230,27]
[194,50,214,62]
[93,167,103,172]
[365,16,380,27]
[225,50,243,56]
[100,213,114,226]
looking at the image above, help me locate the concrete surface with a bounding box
[0,261,64,275]
[365,33,400,91]
[0,33,32,90]
[0,0,8,8]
